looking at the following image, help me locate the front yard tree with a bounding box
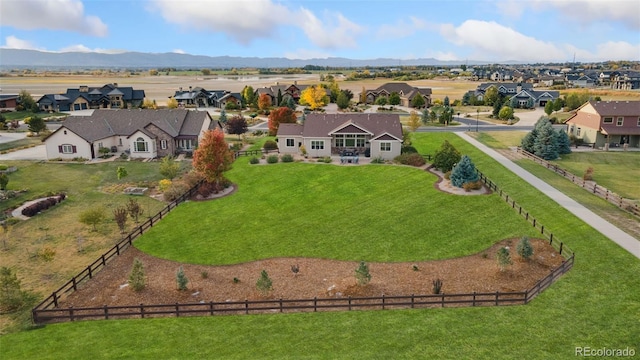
[420,108,429,125]
[126,198,143,223]
[18,90,38,112]
[375,96,388,106]
[388,92,401,106]
[533,119,559,160]
[226,114,248,140]
[167,97,178,109]
[192,128,233,191]
[160,156,180,179]
[412,94,425,108]
[242,86,256,108]
[258,93,271,111]
[450,155,479,188]
[544,100,554,116]
[484,86,499,106]
[299,86,328,110]
[285,96,296,110]
[268,107,297,136]
[336,90,350,110]
[218,109,227,124]
[555,129,572,155]
[27,116,46,134]
[276,88,283,106]
[433,140,461,172]
[116,166,128,180]
[407,111,421,132]
[498,106,514,120]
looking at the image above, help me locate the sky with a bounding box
[0,0,639,63]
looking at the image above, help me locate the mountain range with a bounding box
[0,49,498,69]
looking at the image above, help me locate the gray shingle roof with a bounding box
[591,100,640,116]
[301,113,402,140]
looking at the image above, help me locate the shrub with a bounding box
[432,140,461,172]
[443,171,451,180]
[355,261,371,285]
[583,167,594,181]
[266,155,279,164]
[432,278,443,294]
[256,270,273,295]
[321,156,332,163]
[263,140,278,151]
[497,247,512,272]
[197,181,216,197]
[113,206,128,234]
[182,170,204,189]
[176,266,188,291]
[158,179,172,192]
[281,154,294,163]
[462,181,483,192]
[370,157,385,164]
[249,157,260,164]
[517,236,534,260]
[0,173,8,191]
[0,267,36,313]
[201,271,209,279]
[37,247,56,262]
[394,153,425,167]
[450,155,479,188]
[163,182,189,202]
[128,258,146,291]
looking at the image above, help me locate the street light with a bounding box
[476,109,480,132]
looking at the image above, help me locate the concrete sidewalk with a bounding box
[456,132,640,259]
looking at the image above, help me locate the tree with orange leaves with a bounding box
[192,128,233,190]
[268,107,297,136]
[258,93,272,111]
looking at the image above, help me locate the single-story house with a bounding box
[364,82,431,108]
[508,89,560,108]
[37,83,145,112]
[0,94,19,110]
[565,100,640,149]
[277,113,403,160]
[43,109,221,160]
[171,87,234,108]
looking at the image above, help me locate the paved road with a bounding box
[456,132,640,259]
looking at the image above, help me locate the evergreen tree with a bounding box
[443,96,450,107]
[510,96,519,109]
[533,119,559,160]
[450,155,479,188]
[497,247,512,272]
[462,92,471,105]
[411,94,425,108]
[128,258,146,291]
[286,96,296,110]
[276,89,283,107]
[433,140,461,172]
[176,266,188,290]
[355,261,371,285]
[218,109,227,124]
[526,97,534,109]
[256,270,273,295]
[516,236,534,260]
[555,129,572,155]
[421,109,430,125]
[492,97,503,118]
[336,91,350,110]
[521,129,537,153]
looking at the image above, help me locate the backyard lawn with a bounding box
[1,133,638,359]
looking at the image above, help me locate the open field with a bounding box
[1,133,638,358]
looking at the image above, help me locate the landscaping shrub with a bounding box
[450,155,479,188]
[256,270,273,296]
[281,154,294,163]
[263,140,278,151]
[516,236,534,260]
[163,182,189,202]
[266,155,279,164]
[462,181,483,192]
[370,157,385,164]
[21,196,63,217]
[249,157,260,164]
[432,278,443,294]
[443,171,451,180]
[497,247,512,272]
[158,179,172,192]
[432,140,461,172]
[176,266,188,290]
[355,261,371,285]
[0,173,8,191]
[0,267,37,313]
[182,170,204,189]
[321,156,332,163]
[197,181,217,197]
[128,258,146,292]
[583,167,594,181]
[393,153,425,167]
[401,145,418,154]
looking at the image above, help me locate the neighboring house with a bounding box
[43,109,221,160]
[470,82,533,102]
[508,89,560,108]
[171,87,236,108]
[611,71,640,90]
[37,83,145,112]
[565,101,640,149]
[572,75,596,88]
[254,82,310,105]
[364,82,432,108]
[218,92,243,109]
[277,113,403,160]
[0,94,19,110]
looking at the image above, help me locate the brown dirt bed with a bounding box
[59,238,564,309]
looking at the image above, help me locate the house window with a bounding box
[577,128,581,136]
[119,138,123,146]
[380,142,391,152]
[356,135,365,147]
[603,117,613,124]
[98,142,104,149]
[637,117,640,126]
[134,137,148,152]
[60,144,76,154]
[616,117,624,126]
[286,138,294,147]
[311,140,324,150]
[335,137,344,147]
[179,139,194,150]
[160,139,167,150]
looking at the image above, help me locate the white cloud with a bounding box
[149,0,363,49]
[0,0,108,36]
[172,49,186,54]
[531,0,640,30]
[296,9,364,49]
[566,41,640,62]
[376,17,433,40]
[2,35,42,50]
[440,20,566,62]
[283,49,331,60]
[58,44,126,54]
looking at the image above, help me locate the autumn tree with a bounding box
[226,114,248,140]
[299,86,328,110]
[268,107,297,136]
[258,93,272,110]
[407,111,421,132]
[327,80,341,102]
[113,206,128,233]
[192,128,233,190]
[159,155,180,179]
[126,198,143,223]
[167,97,178,109]
[241,86,256,108]
[18,90,38,112]
[360,86,367,104]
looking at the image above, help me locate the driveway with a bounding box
[513,107,545,127]
[0,132,27,144]
[0,144,47,160]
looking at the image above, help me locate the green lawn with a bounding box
[468,131,528,150]
[551,152,640,200]
[1,133,638,359]
[0,136,43,152]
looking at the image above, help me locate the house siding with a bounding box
[278,136,303,154]
[145,124,175,158]
[370,139,401,160]
[304,138,331,157]
[128,131,157,159]
[44,128,92,159]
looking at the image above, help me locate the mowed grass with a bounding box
[468,131,529,149]
[1,133,639,359]
[551,152,640,200]
[136,163,538,264]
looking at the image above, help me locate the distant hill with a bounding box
[0,49,494,69]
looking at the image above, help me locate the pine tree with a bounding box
[421,109,429,125]
[516,236,534,260]
[496,247,512,272]
[533,119,559,160]
[176,266,188,290]
[355,261,371,285]
[218,109,227,124]
[276,89,283,107]
[256,270,273,295]
[129,258,146,291]
[555,129,572,155]
[450,155,479,188]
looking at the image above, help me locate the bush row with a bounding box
[21,193,66,217]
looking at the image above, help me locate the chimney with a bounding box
[516,83,522,93]
[179,87,182,92]
[113,83,118,87]
[189,86,192,92]
[79,85,88,92]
